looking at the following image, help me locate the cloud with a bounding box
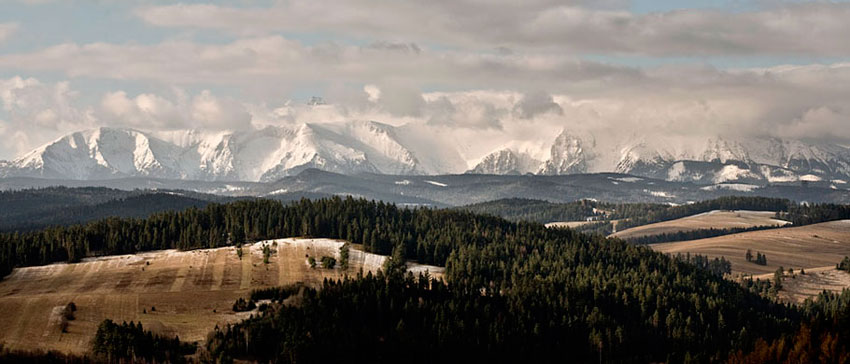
[0,77,260,160]
[777,106,850,141]
[0,77,96,158]
[190,90,251,130]
[0,36,640,93]
[0,23,18,44]
[137,2,850,56]
[513,91,563,119]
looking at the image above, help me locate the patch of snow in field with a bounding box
[205,185,247,194]
[800,174,822,182]
[700,183,759,192]
[832,179,848,184]
[424,180,448,187]
[644,189,674,198]
[395,180,412,185]
[257,238,444,275]
[713,165,759,183]
[667,161,686,181]
[608,176,643,183]
[766,175,798,183]
[611,181,619,185]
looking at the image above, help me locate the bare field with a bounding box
[0,238,443,354]
[651,220,850,275]
[612,210,789,239]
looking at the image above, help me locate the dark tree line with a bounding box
[91,319,195,363]
[611,196,791,231]
[195,198,803,363]
[671,253,731,277]
[0,197,516,277]
[626,225,779,245]
[461,196,795,234]
[0,187,223,233]
[780,203,850,226]
[460,198,601,223]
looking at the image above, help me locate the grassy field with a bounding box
[751,266,850,304]
[611,210,789,239]
[651,220,850,276]
[0,238,443,355]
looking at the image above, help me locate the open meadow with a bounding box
[0,238,443,354]
[651,220,850,275]
[611,210,789,239]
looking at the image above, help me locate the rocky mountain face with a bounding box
[3,124,850,185]
[468,131,850,185]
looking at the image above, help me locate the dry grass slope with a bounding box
[651,220,850,276]
[0,238,443,355]
[612,210,789,239]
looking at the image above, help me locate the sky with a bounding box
[1,0,850,160]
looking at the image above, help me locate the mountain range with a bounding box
[2,123,850,186]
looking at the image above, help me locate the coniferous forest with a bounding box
[0,196,848,362]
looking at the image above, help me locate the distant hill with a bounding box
[2,170,849,206]
[0,187,229,232]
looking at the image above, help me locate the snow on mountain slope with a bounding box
[538,131,592,175]
[0,123,425,181]
[3,124,850,184]
[467,149,540,175]
[0,128,188,180]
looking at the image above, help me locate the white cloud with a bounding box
[0,36,636,92]
[137,2,850,56]
[100,90,184,129]
[0,77,260,160]
[190,90,251,130]
[0,77,96,158]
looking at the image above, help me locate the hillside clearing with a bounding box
[0,238,443,355]
[612,210,789,239]
[751,266,850,304]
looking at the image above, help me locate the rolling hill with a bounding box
[651,220,850,275]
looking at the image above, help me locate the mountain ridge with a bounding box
[3,124,850,184]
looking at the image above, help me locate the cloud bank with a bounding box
[0,1,849,161]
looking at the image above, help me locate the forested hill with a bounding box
[4,197,848,361]
[0,187,230,232]
[459,198,602,223]
[461,196,791,224]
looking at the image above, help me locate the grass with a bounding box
[612,210,789,239]
[0,238,443,355]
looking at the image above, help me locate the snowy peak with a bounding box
[539,131,591,175]
[3,124,850,184]
[0,123,429,182]
[2,127,186,180]
[467,149,540,175]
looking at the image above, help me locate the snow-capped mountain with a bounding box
[467,130,850,184]
[0,122,431,182]
[467,149,540,175]
[3,124,850,184]
[538,132,592,175]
